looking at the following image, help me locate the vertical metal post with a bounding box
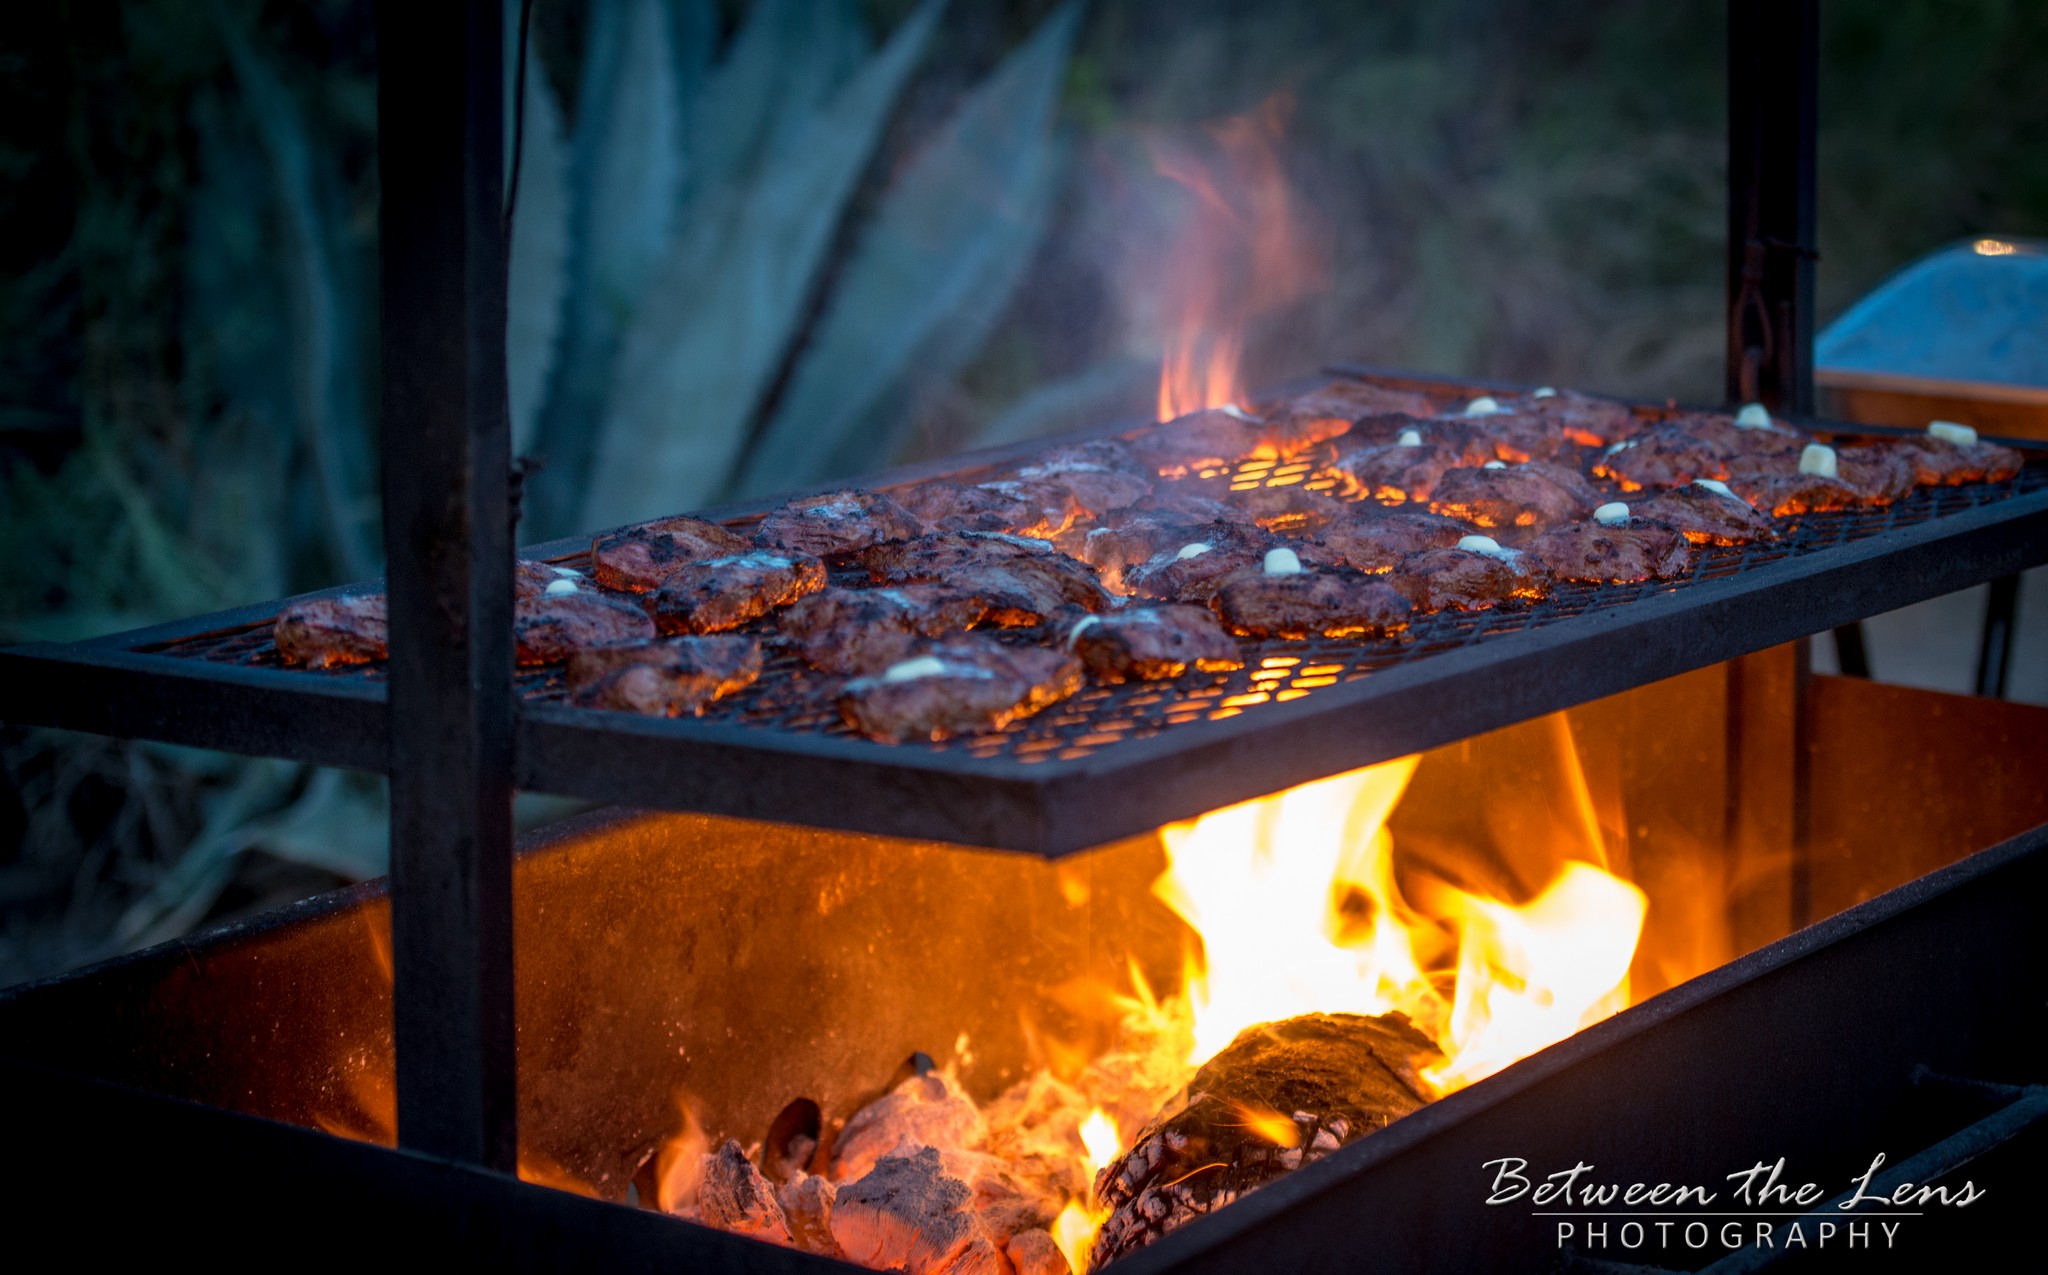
[1727,0,1818,414]
[376,0,518,1169]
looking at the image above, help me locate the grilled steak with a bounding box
[1520,521,1695,582]
[1224,483,1348,533]
[651,551,828,634]
[516,559,587,598]
[1593,427,1725,490]
[1213,564,1411,638]
[1342,414,1500,466]
[1728,471,1866,517]
[754,489,926,559]
[1890,432,2024,486]
[1515,387,1644,446]
[1428,463,1596,535]
[864,532,1110,620]
[891,481,1075,539]
[566,635,763,716]
[1388,544,1549,612]
[514,587,656,664]
[591,515,751,593]
[836,637,1084,742]
[1627,481,1776,544]
[274,593,388,667]
[1063,606,1245,682]
[1129,407,1272,477]
[995,439,1153,516]
[1255,380,1439,447]
[1313,509,1473,573]
[1325,440,1461,504]
[1125,523,1285,604]
[1083,514,1225,594]
[1724,443,1913,509]
[862,530,1057,581]
[778,585,991,675]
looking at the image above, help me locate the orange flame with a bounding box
[1149,93,1322,421]
[1154,746,1646,1096]
[1054,1107,1121,1273]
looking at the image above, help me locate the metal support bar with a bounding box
[1831,620,1870,678]
[1727,0,1818,413]
[1976,573,2021,698]
[376,0,517,1169]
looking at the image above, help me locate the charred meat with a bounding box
[590,515,751,593]
[865,533,1110,622]
[1255,379,1439,448]
[274,593,388,668]
[1520,521,1695,583]
[1223,482,1348,534]
[836,637,1084,743]
[1325,439,1461,504]
[1341,414,1499,466]
[1313,509,1473,573]
[1124,523,1287,604]
[779,585,991,675]
[1387,544,1548,612]
[1063,606,1245,683]
[992,439,1153,517]
[1627,481,1776,544]
[890,481,1076,540]
[1515,387,1644,446]
[1891,431,2024,487]
[1128,407,1272,478]
[515,559,588,598]
[1213,563,1411,639]
[651,551,828,634]
[1428,462,1596,535]
[514,587,655,665]
[1724,443,1914,509]
[754,489,927,560]
[566,635,763,716]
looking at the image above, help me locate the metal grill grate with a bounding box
[140,455,2048,766]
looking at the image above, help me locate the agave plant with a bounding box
[512,0,1082,534]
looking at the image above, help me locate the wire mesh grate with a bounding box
[140,455,2048,765]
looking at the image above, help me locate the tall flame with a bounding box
[1153,747,1646,1094]
[1149,93,1321,421]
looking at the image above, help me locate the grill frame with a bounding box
[4,372,2046,856]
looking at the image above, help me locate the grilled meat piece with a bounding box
[1515,387,1645,446]
[836,637,1084,743]
[1213,564,1411,639]
[1224,482,1348,533]
[1891,432,2024,486]
[1124,523,1285,604]
[1063,606,1244,683]
[1091,1013,1440,1269]
[514,587,655,664]
[651,551,828,634]
[1428,463,1597,536]
[891,481,1075,539]
[1724,443,1914,508]
[591,515,751,593]
[1627,482,1776,544]
[1387,545,1548,612]
[1593,427,1724,490]
[1313,509,1473,573]
[1727,472,1866,517]
[755,489,927,560]
[1343,414,1499,466]
[1124,487,1258,527]
[1255,380,1439,447]
[1325,440,1462,504]
[865,533,1110,620]
[566,635,763,716]
[274,593,388,667]
[778,585,991,675]
[1520,521,1695,583]
[1467,411,1576,463]
[1083,514,1224,594]
[995,439,1153,517]
[516,559,587,598]
[1128,407,1273,478]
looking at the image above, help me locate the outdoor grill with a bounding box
[3,2,2047,1271]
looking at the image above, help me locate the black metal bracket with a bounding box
[1727,0,1819,414]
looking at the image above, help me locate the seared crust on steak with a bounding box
[1342,415,1499,466]
[1520,521,1695,583]
[651,551,828,634]
[1517,388,1644,446]
[1727,472,1866,517]
[1890,434,2024,486]
[1627,483,1776,544]
[778,585,991,675]
[1224,483,1348,533]
[1326,440,1461,504]
[1213,566,1411,638]
[1387,546,1548,612]
[1724,444,1913,508]
[514,588,656,664]
[1468,412,1573,463]
[566,635,762,715]
[994,440,1154,517]
[861,531,1056,580]
[863,532,1110,620]
[1428,463,1596,536]
[891,481,1075,539]
[516,559,588,598]
[754,489,926,559]
[1128,408,1273,477]
[1083,514,1224,594]
[1593,427,1724,490]
[1256,380,1439,446]
[275,593,388,667]
[836,637,1083,742]
[1313,509,1473,573]
[1063,606,1244,682]
[1125,523,1286,604]
[591,515,750,593]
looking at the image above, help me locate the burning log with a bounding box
[696,1138,795,1247]
[1089,1012,1441,1268]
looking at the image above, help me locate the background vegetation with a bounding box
[3,0,2044,986]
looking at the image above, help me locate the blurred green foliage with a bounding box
[1,0,2043,984]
